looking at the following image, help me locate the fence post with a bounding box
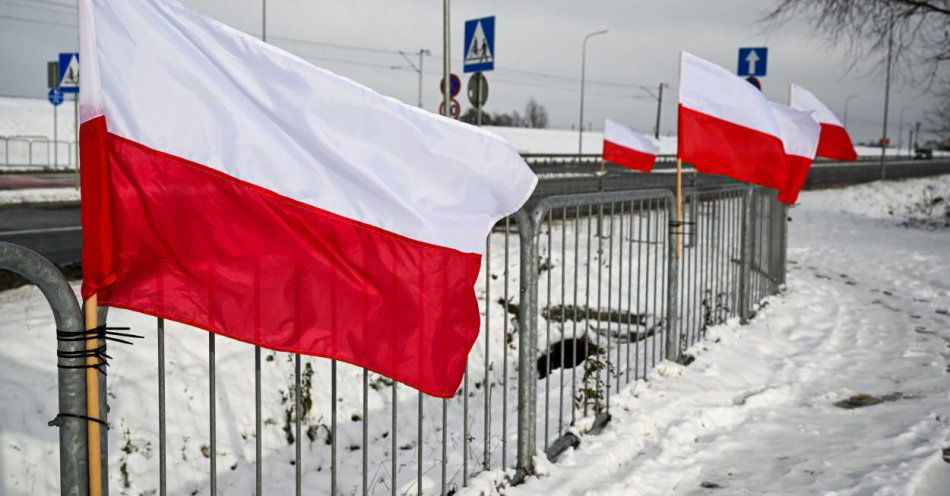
[514,208,538,479]
[95,306,110,496]
[738,186,754,324]
[0,242,87,496]
[778,203,788,287]
[664,196,681,362]
[767,196,784,294]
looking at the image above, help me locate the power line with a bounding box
[0,9,668,99]
[270,35,405,56]
[270,36,662,92]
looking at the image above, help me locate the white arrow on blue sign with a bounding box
[737,47,767,77]
[58,52,80,93]
[463,16,495,73]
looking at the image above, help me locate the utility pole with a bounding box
[654,82,666,139]
[578,29,608,156]
[48,61,59,169]
[400,49,431,108]
[879,12,894,180]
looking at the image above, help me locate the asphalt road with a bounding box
[0,203,81,265]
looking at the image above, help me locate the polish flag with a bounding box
[769,102,821,204]
[790,84,858,161]
[602,119,659,172]
[78,0,537,397]
[677,52,793,201]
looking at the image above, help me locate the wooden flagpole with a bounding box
[84,294,103,496]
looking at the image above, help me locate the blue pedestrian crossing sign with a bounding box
[58,52,80,93]
[737,47,767,77]
[463,16,495,73]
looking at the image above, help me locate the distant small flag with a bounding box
[602,119,659,172]
[769,101,821,204]
[790,84,858,161]
[678,52,797,203]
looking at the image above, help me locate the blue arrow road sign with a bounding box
[58,52,80,93]
[48,88,64,106]
[737,47,767,77]
[463,16,495,73]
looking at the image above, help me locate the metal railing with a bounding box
[10,184,787,495]
[0,136,77,169]
[521,153,941,176]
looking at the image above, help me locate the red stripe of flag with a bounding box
[816,123,858,161]
[677,105,789,193]
[81,116,481,398]
[603,140,657,172]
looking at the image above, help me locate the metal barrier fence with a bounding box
[522,153,934,176]
[10,184,786,495]
[0,136,77,169]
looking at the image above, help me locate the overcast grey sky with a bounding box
[0,0,937,144]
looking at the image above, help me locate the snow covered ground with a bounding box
[1,175,948,495]
[0,187,79,205]
[504,175,950,495]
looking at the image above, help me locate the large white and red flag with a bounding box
[769,101,821,204]
[603,119,659,172]
[78,0,537,397]
[677,52,796,202]
[790,84,858,161]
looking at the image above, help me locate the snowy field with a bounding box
[1,175,949,495]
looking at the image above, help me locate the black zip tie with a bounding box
[55,325,143,375]
[48,412,109,429]
[56,325,143,346]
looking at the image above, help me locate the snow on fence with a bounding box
[0,184,786,495]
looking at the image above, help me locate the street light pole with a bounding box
[578,29,608,156]
[843,94,858,129]
[879,12,894,180]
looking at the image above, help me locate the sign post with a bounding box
[439,74,462,119]
[463,16,495,74]
[467,72,489,125]
[59,52,79,182]
[48,61,61,168]
[464,16,494,125]
[737,47,768,78]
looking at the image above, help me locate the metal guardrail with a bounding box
[4,184,786,494]
[0,136,77,170]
